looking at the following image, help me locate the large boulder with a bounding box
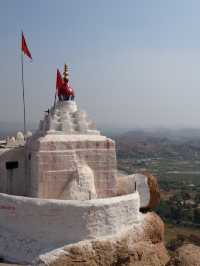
[33,212,169,266]
[167,244,200,266]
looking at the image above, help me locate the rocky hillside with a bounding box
[34,212,169,266]
[167,244,200,266]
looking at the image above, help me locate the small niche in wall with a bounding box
[6,161,19,170]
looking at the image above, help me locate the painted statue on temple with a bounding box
[58,64,75,101]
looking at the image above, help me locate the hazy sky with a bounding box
[1,0,200,130]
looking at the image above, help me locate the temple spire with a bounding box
[63,64,69,82]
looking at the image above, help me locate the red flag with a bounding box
[21,32,32,59]
[56,69,63,95]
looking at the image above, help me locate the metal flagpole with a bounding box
[21,33,27,137]
[53,91,57,109]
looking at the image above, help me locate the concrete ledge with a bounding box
[0,192,140,264]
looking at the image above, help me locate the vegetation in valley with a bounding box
[113,129,200,245]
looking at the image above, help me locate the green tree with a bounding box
[156,200,171,219]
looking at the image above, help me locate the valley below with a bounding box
[113,128,200,250]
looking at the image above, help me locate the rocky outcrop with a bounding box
[33,212,169,266]
[140,171,160,210]
[167,244,200,266]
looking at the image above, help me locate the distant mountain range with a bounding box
[114,128,200,142]
[113,128,200,160]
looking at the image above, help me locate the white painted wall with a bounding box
[129,174,150,208]
[0,192,140,264]
[0,147,26,196]
[26,134,118,199]
[116,174,150,208]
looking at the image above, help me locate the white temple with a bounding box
[25,98,118,200]
[0,64,160,264]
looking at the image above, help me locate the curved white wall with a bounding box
[0,192,140,264]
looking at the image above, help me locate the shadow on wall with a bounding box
[0,147,26,196]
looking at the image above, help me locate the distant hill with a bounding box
[113,128,200,160]
[117,128,200,142]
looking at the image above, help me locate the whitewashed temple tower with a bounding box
[25,64,118,199]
